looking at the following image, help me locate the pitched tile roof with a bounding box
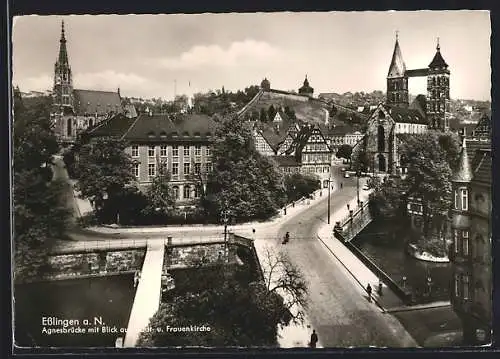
[428,48,449,69]
[452,139,474,183]
[388,38,406,78]
[465,139,491,164]
[383,105,428,124]
[471,149,491,185]
[73,89,123,116]
[257,120,293,151]
[87,113,216,143]
[88,113,136,138]
[123,113,216,142]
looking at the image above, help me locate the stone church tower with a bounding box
[52,20,74,112]
[386,34,409,108]
[426,39,451,131]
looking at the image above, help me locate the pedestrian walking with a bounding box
[340,182,343,189]
[134,270,140,288]
[366,283,372,302]
[309,329,318,348]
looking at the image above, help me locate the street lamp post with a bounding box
[221,208,231,262]
[327,178,331,224]
[356,170,361,206]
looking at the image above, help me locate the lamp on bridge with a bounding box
[221,207,231,262]
[356,170,361,206]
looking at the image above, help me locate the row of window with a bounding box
[396,123,426,134]
[429,89,450,99]
[302,166,330,174]
[134,162,213,179]
[428,76,449,86]
[131,145,211,158]
[302,153,331,163]
[171,185,200,200]
[428,102,450,113]
[304,144,329,152]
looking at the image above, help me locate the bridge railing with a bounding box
[338,201,373,242]
[52,236,228,255]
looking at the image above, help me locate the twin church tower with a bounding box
[386,33,451,131]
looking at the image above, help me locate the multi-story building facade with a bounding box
[450,141,491,345]
[88,113,216,207]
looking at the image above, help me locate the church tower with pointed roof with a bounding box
[427,38,451,131]
[386,33,409,108]
[53,20,74,112]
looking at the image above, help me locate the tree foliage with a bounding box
[369,177,408,220]
[203,116,286,222]
[351,143,369,172]
[13,90,69,281]
[284,173,320,203]
[370,131,459,241]
[138,247,306,347]
[336,144,353,161]
[75,137,135,222]
[142,161,176,217]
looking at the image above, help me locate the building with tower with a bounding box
[449,139,491,345]
[51,21,127,144]
[298,75,314,97]
[354,33,452,175]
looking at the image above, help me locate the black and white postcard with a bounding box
[11,11,492,349]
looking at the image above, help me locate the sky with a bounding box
[12,11,491,101]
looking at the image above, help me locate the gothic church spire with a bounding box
[387,32,406,78]
[57,20,70,66]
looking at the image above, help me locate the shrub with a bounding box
[417,237,448,258]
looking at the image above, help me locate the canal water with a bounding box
[352,219,452,304]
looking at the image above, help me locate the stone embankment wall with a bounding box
[40,249,146,282]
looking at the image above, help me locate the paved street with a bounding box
[274,176,417,347]
[52,155,418,347]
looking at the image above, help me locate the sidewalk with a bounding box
[253,239,322,348]
[316,190,406,311]
[82,188,329,235]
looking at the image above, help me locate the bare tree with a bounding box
[260,245,308,325]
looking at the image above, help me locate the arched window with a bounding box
[377,125,385,152]
[184,185,191,199]
[173,186,179,200]
[193,186,200,198]
[378,110,385,119]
